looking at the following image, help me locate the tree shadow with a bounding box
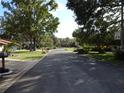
[4,51,124,93]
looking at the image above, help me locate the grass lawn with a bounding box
[88,52,124,65]
[64,48,75,52]
[8,50,45,61]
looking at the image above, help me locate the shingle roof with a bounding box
[0,39,11,45]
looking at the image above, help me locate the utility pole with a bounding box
[121,0,124,50]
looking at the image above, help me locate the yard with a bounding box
[7,50,46,61]
[88,52,124,66]
[64,48,76,52]
[65,48,124,66]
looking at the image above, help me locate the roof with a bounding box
[0,39,12,45]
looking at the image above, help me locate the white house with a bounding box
[0,39,11,52]
[0,45,4,52]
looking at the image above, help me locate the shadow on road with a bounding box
[4,50,124,93]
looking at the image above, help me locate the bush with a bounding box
[73,49,78,52]
[91,47,105,53]
[42,51,47,54]
[46,47,50,50]
[76,48,89,54]
[3,45,14,54]
[114,49,124,60]
[97,48,106,54]
[91,46,112,54]
[53,47,56,49]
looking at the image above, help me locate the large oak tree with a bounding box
[1,0,59,51]
[67,0,122,52]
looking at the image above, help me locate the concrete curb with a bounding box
[0,51,49,93]
[0,70,13,77]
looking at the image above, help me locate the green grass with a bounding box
[8,50,45,61]
[88,52,124,65]
[64,48,75,52]
[89,52,114,62]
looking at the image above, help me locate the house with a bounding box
[0,39,11,52]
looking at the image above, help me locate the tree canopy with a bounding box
[67,0,121,48]
[1,0,59,51]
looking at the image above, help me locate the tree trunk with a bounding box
[29,38,36,51]
[33,37,36,51]
[30,40,33,52]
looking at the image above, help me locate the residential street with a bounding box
[4,49,124,93]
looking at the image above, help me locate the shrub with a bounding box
[41,50,47,54]
[91,47,104,53]
[53,47,56,49]
[46,47,50,50]
[91,46,112,54]
[114,49,124,60]
[3,44,14,54]
[97,48,106,54]
[75,45,111,54]
[73,49,78,52]
[76,48,89,54]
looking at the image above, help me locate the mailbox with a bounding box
[0,52,8,58]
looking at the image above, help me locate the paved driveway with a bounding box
[4,49,124,93]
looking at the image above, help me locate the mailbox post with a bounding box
[0,39,11,72]
[2,57,5,72]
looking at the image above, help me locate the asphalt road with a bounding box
[4,49,124,93]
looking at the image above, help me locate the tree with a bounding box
[58,38,76,47]
[67,0,120,25]
[0,16,5,36]
[51,35,61,47]
[1,0,59,51]
[67,0,121,52]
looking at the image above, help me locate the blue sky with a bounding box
[54,0,78,38]
[0,0,78,38]
[0,0,4,16]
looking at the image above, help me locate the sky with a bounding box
[0,0,3,16]
[53,0,78,38]
[0,0,78,38]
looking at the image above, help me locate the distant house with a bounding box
[0,39,11,52]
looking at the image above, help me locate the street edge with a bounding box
[0,50,50,93]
